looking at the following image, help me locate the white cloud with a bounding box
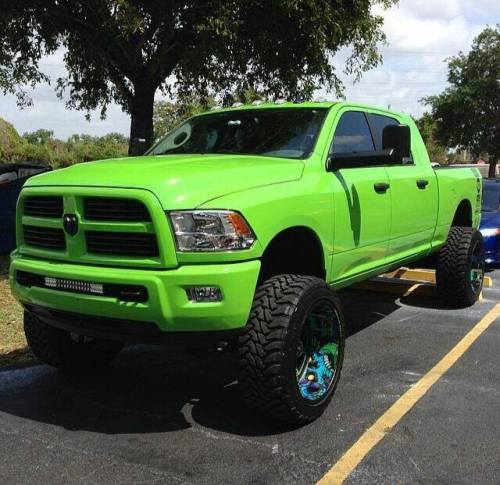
[0,0,498,137]
[386,0,462,21]
[326,0,498,117]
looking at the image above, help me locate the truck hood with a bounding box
[26,154,304,209]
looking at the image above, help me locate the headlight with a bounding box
[480,227,500,237]
[169,210,256,251]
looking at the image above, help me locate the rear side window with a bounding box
[331,112,375,154]
[366,113,399,150]
[367,113,413,164]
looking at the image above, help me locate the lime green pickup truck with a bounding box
[9,102,484,424]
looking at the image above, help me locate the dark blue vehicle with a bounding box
[480,179,500,266]
[0,163,50,254]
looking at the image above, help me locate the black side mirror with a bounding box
[327,149,396,171]
[382,124,411,164]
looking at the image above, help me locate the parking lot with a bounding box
[0,270,498,484]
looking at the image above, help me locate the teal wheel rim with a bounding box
[296,301,340,402]
[470,241,485,295]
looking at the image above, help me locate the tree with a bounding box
[0,118,24,163]
[415,113,449,165]
[0,0,396,155]
[423,26,500,178]
[1,119,128,166]
[23,129,55,145]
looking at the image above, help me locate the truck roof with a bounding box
[198,100,406,119]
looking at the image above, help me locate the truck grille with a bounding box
[23,225,66,250]
[86,231,159,257]
[24,196,63,218]
[19,190,169,267]
[84,197,151,221]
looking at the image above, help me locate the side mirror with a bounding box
[382,124,411,164]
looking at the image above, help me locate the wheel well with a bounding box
[452,200,472,227]
[259,227,325,283]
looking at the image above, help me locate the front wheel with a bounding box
[436,226,485,308]
[238,275,345,425]
[24,311,123,371]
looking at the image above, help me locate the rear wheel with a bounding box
[238,275,345,424]
[436,226,485,308]
[24,311,123,370]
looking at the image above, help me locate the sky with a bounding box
[0,0,498,140]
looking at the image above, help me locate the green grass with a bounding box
[0,255,31,367]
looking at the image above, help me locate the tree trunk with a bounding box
[128,88,155,156]
[488,160,497,178]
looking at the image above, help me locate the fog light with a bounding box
[186,286,222,302]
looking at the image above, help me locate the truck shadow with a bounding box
[0,288,448,438]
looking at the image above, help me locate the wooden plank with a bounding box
[381,267,492,287]
[382,267,436,283]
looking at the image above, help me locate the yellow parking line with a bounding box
[318,303,500,485]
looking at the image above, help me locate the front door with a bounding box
[328,110,391,282]
[365,112,439,260]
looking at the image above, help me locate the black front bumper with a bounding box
[24,304,240,348]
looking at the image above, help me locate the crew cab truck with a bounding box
[9,102,484,424]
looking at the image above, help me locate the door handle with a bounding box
[374,182,390,193]
[417,179,429,189]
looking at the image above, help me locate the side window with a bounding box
[366,113,398,150]
[331,111,375,154]
[367,113,413,164]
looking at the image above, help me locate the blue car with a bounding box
[480,179,500,266]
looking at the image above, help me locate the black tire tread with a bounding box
[436,226,484,308]
[238,274,343,424]
[24,311,123,370]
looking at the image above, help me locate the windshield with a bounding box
[148,108,327,159]
[482,185,500,212]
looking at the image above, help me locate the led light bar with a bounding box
[45,276,104,295]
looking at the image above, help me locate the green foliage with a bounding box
[22,129,55,145]
[0,0,397,154]
[0,117,128,166]
[63,133,129,164]
[0,118,24,163]
[423,25,500,177]
[415,113,449,165]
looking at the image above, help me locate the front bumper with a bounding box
[10,251,260,334]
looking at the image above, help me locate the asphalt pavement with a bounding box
[0,270,498,484]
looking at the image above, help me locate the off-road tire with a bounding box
[238,274,345,425]
[24,311,123,370]
[436,226,485,308]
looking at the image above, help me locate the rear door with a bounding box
[329,109,391,282]
[366,113,439,260]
